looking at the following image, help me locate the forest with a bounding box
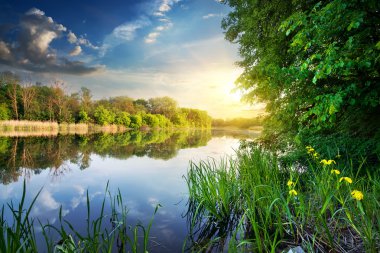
[0,71,212,129]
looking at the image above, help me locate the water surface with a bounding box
[0,129,258,252]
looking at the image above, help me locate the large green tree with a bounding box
[222,0,380,158]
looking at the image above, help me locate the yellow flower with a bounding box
[306,146,315,154]
[339,177,353,184]
[351,190,364,201]
[320,159,336,166]
[287,180,295,187]
[313,152,319,159]
[289,189,298,196]
[330,169,341,175]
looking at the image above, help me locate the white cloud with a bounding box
[38,190,60,210]
[67,31,77,44]
[25,7,45,16]
[159,18,170,22]
[67,30,99,50]
[156,22,173,31]
[0,7,100,74]
[144,32,160,44]
[202,13,223,19]
[78,37,99,50]
[69,45,82,56]
[159,3,171,12]
[144,21,172,44]
[154,0,181,17]
[100,17,150,56]
[112,18,150,41]
[0,41,12,60]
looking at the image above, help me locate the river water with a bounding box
[0,129,258,252]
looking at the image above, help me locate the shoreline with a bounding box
[0,120,260,137]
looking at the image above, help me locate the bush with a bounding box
[93,106,115,125]
[0,103,10,120]
[129,114,143,129]
[114,111,131,127]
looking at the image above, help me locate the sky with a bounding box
[0,0,264,118]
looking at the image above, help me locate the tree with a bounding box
[149,97,178,121]
[129,114,143,129]
[80,87,92,113]
[20,83,36,120]
[93,106,115,125]
[114,111,131,127]
[2,72,21,120]
[133,99,151,112]
[109,96,136,114]
[142,113,160,128]
[0,103,10,120]
[222,0,380,158]
[78,109,91,123]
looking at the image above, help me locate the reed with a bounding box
[0,120,59,132]
[0,120,129,136]
[185,142,380,252]
[0,181,159,253]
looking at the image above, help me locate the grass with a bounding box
[185,141,380,252]
[0,181,160,253]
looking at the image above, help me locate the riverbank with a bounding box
[0,120,258,137]
[0,120,128,136]
[185,142,380,252]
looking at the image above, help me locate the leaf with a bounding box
[329,104,336,115]
[312,75,318,84]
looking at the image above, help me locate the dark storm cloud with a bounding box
[0,8,102,75]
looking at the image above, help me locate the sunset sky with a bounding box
[0,0,264,118]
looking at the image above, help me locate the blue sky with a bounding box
[0,0,264,118]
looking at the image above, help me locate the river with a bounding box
[0,129,258,252]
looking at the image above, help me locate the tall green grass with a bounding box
[185,142,380,252]
[0,181,159,253]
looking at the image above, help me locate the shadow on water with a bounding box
[0,129,215,185]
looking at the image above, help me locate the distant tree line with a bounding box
[0,71,212,129]
[212,117,263,129]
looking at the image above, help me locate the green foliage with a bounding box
[78,109,91,123]
[149,96,178,121]
[171,111,188,127]
[129,114,143,129]
[186,143,380,252]
[156,114,172,128]
[114,111,131,127]
[182,108,212,128]
[93,106,115,125]
[222,0,380,161]
[0,104,10,120]
[212,117,263,129]
[142,113,159,128]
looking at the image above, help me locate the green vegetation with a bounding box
[212,116,263,129]
[221,0,380,161]
[0,181,159,253]
[0,72,211,129]
[185,1,380,251]
[185,143,380,252]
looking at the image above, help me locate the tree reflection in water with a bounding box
[0,129,212,184]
